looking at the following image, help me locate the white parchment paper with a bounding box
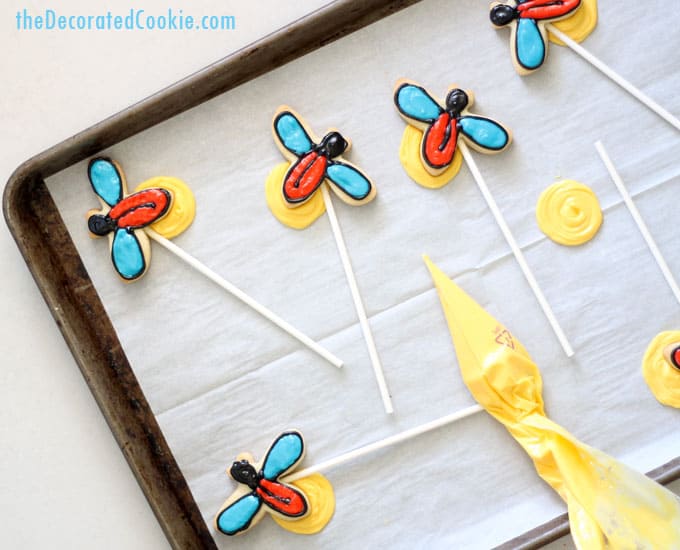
[47,0,680,547]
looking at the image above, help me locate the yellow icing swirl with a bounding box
[135,176,196,239]
[642,331,680,408]
[265,162,326,229]
[549,0,598,46]
[399,125,462,189]
[273,474,335,534]
[536,180,602,246]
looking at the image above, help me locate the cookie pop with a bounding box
[215,431,335,537]
[266,108,393,414]
[490,0,680,131]
[394,81,574,357]
[86,157,343,368]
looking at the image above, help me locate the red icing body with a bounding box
[110,188,170,229]
[284,152,328,202]
[517,0,581,20]
[424,112,458,168]
[256,479,307,516]
[672,347,680,368]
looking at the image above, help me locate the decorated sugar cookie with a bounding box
[490,0,586,75]
[87,157,343,367]
[489,2,680,130]
[267,107,376,229]
[215,431,335,536]
[536,179,602,246]
[267,107,393,413]
[87,158,195,281]
[394,80,511,187]
[394,79,572,356]
[642,332,680,408]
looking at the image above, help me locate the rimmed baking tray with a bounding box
[5,1,680,548]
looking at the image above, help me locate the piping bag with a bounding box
[424,256,680,549]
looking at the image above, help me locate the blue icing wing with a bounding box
[274,112,314,155]
[395,84,442,122]
[88,158,123,207]
[326,162,372,201]
[516,18,546,70]
[459,116,509,152]
[111,229,146,280]
[262,432,304,480]
[216,493,262,536]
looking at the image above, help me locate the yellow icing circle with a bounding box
[642,331,680,408]
[134,176,196,239]
[265,162,326,229]
[548,0,598,46]
[536,180,602,246]
[272,474,335,534]
[399,125,462,189]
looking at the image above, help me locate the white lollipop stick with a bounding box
[320,185,394,414]
[144,228,343,369]
[595,141,680,305]
[458,141,574,357]
[285,404,483,482]
[547,25,680,132]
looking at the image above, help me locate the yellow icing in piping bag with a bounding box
[424,256,680,549]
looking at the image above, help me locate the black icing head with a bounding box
[490,4,518,26]
[319,131,348,158]
[445,89,469,115]
[88,214,116,236]
[230,460,260,490]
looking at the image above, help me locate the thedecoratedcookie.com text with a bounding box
[15,8,236,31]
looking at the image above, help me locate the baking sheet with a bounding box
[46,0,680,547]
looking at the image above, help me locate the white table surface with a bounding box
[2,1,679,549]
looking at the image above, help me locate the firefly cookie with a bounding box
[490,0,587,74]
[536,180,602,246]
[266,107,392,413]
[394,80,511,187]
[642,332,680,408]
[266,107,376,229]
[86,157,195,282]
[214,431,335,536]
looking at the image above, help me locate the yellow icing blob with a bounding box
[273,474,335,535]
[536,180,602,246]
[642,331,680,408]
[425,256,680,549]
[135,177,195,239]
[265,162,326,229]
[399,125,462,189]
[549,0,598,46]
